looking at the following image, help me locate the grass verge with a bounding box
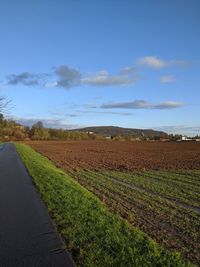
[15,143,194,267]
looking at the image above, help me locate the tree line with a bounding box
[1,114,198,142]
[0,97,198,142]
[0,115,104,141]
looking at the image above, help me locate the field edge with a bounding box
[15,143,194,267]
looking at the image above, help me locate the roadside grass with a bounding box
[15,143,194,267]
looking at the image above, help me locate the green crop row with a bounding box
[16,143,194,267]
[74,169,200,264]
[101,170,200,207]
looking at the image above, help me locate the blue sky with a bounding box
[0,0,199,136]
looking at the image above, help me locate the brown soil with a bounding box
[23,140,200,264]
[24,140,200,171]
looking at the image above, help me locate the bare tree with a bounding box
[0,96,11,114]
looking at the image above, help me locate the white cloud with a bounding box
[160,75,176,83]
[137,56,167,69]
[137,56,189,69]
[100,100,185,109]
[45,81,58,88]
[6,65,139,89]
[119,66,137,75]
[82,70,137,86]
[94,70,108,76]
[79,110,133,116]
[154,101,184,109]
[10,116,81,129]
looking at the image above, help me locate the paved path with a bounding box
[0,143,75,267]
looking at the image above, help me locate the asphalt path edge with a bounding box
[0,143,76,267]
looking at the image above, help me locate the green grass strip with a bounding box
[15,144,194,267]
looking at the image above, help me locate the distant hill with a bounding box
[71,126,167,138]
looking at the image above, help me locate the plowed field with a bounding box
[24,140,200,265]
[24,140,200,171]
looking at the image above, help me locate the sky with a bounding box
[0,0,199,136]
